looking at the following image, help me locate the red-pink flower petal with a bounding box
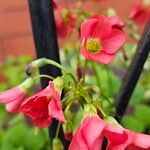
[107,129,150,150]
[0,87,25,103]
[20,81,65,128]
[101,29,125,54]
[33,115,52,128]
[129,3,150,25]
[127,132,150,150]
[0,87,26,113]
[81,18,98,38]
[109,16,125,30]
[91,15,112,39]
[48,96,65,123]
[104,124,128,145]
[69,116,104,150]
[5,96,25,113]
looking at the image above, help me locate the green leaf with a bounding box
[122,116,145,132]
[24,128,46,150]
[134,104,150,126]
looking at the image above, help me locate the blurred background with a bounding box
[0,0,142,60]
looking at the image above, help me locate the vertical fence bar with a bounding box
[28,0,69,149]
[115,20,150,122]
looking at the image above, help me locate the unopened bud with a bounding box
[65,110,73,120]
[52,138,64,150]
[63,121,73,141]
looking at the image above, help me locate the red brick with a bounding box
[1,36,35,57]
[0,0,27,10]
[0,10,32,37]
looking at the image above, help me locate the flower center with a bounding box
[86,38,101,54]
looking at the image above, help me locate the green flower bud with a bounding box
[65,110,73,120]
[52,138,64,150]
[63,121,73,141]
[107,8,116,16]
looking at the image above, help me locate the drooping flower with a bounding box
[54,3,76,38]
[129,3,150,25]
[109,16,125,31]
[69,116,128,150]
[107,129,150,150]
[69,115,150,150]
[20,81,65,128]
[80,15,125,64]
[0,78,34,113]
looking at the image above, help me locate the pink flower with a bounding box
[54,4,76,38]
[107,130,150,150]
[20,81,65,128]
[109,16,125,31]
[69,115,150,150]
[0,86,26,113]
[69,116,128,150]
[129,3,150,25]
[80,15,125,64]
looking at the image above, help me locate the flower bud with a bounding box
[63,120,73,141]
[65,110,73,121]
[52,138,64,150]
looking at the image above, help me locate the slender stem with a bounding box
[97,106,107,118]
[44,58,68,73]
[55,123,61,138]
[63,73,77,86]
[33,74,55,80]
[82,60,88,82]
[92,62,101,87]
[105,65,112,95]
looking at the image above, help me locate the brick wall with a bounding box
[0,0,35,60]
[0,0,142,60]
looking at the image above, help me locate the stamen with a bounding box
[86,38,101,54]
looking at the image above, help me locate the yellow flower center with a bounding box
[86,38,101,54]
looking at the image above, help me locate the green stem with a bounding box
[63,73,77,86]
[33,74,54,80]
[82,60,88,82]
[44,58,68,73]
[105,66,112,95]
[97,106,107,118]
[55,123,61,138]
[92,62,101,87]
